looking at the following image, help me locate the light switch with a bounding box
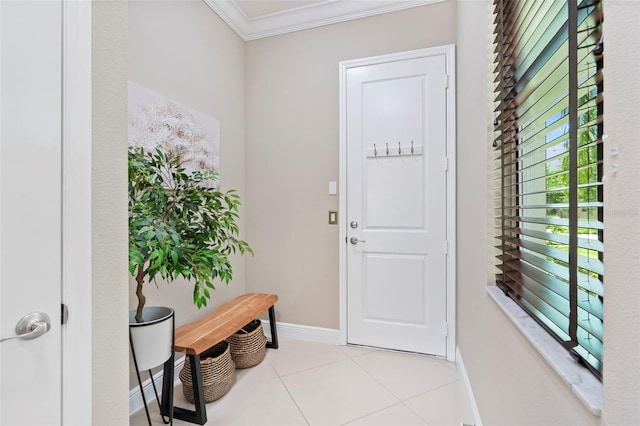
[328,211,338,225]
[329,181,337,196]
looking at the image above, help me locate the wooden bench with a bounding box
[160,293,279,425]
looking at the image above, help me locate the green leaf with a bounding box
[129,146,252,310]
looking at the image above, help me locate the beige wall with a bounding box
[127,0,247,390]
[128,0,247,327]
[456,0,640,425]
[601,1,640,424]
[92,1,129,424]
[244,1,457,329]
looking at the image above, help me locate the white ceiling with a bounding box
[203,0,445,41]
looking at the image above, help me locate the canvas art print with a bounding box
[128,82,221,187]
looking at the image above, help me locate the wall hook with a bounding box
[411,141,414,154]
[386,143,389,156]
[398,142,401,155]
[374,144,378,156]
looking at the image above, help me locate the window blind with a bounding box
[494,0,604,377]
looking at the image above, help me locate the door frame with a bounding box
[61,0,92,423]
[338,45,456,362]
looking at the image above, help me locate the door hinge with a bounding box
[61,303,69,325]
[444,240,449,255]
[444,74,449,89]
[444,157,449,171]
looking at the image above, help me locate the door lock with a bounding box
[350,221,358,229]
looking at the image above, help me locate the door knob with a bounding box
[0,312,51,343]
[350,237,366,245]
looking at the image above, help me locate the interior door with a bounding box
[346,54,448,356]
[0,1,63,424]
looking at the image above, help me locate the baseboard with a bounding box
[261,319,341,345]
[456,347,483,426]
[129,355,184,416]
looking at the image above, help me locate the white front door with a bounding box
[344,51,449,356]
[0,1,63,424]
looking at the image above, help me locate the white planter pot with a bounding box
[129,306,174,371]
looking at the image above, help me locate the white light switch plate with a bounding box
[329,181,337,195]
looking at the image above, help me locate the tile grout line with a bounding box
[273,351,400,426]
[404,377,462,402]
[402,379,470,425]
[338,401,425,426]
[266,347,351,379]
[344,354,431,425]
[350,349,462,402]
[266,354,311,426]
[348,351,463,425]
[348,353,406,402]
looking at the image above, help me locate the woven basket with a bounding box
[179,341,236,403]
[227,319,267,369]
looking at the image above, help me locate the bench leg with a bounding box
[266,305,279,349]
[172,354,208,425]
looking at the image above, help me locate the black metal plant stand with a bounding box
[130,313,175,426]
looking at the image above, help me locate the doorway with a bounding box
[338,46,456,360]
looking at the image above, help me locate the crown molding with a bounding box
[204,0,447,41]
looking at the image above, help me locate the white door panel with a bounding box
[1,1,63,424]
[362,254,427,324]
[346,54,448,356]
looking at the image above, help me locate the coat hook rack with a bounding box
[366,141,423,158]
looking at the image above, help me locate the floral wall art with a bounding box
[128,82,221,187]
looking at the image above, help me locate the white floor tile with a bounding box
[405,380,474,426]
[338,344,377,358]
[266,337,348,377]
[345,403,427,426]
[201,377,308,425]
[352,350,459,401]
[130,339,474,426]
[234,355,279,386]
[281,359,398,426]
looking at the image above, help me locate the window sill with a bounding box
[486,285,603,416]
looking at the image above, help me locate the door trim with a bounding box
[61,0,92,423]
[338,45,456,361]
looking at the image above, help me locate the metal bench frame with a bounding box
[160,298,279,425]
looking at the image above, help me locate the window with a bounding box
[493,0,604,377]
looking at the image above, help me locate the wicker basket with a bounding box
[179,341,236,403]
[227,319,267,369]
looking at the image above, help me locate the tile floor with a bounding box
[130,338,474,426]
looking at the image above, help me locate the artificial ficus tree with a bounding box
[129,147,252,323]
